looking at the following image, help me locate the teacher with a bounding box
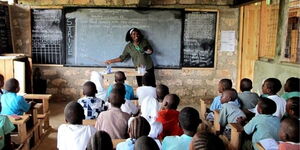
[105,28,156,87]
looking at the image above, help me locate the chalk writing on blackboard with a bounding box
[31,9,64,64]
[183,12,217,67]
[0,4,12,54]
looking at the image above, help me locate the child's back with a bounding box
[238,78,259,110]
[157,94,183,139]
[95,83,130,139]
[57,101,96,150]
[106,71,134,100]
[244,98,280,150]
[137,73,157,104]
[0,115,15,149]
[0,78,31,115]
[78,81,106,120]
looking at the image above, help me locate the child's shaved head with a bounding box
[220,88,238,104]
[4,78,20,93]
[109,83,126,108]
[218,79,232,93]
[279,117,299,143]
[83,81,97,97]
[64,101,85,124]
[114,71,126,83]
[156,84,169,102]
[240,78,253,92]
[162,94,180,110]
[134,136,159,150]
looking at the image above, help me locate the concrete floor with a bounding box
[37,102,68,150]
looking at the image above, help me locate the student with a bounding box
[162,107,201,150]
[156,84,169,103]
[189,131,225,150]
[210,79,239,111]
[0,115,15,150]
[219,89,246,135]
[87,130,113,150]
[258,78,286,118]
[278,117,299,150]
[281,77,300,100]
[106,71,135,100]
[0,78,35,115]
[95,83,131,139]
[238,78,259,110]
[78,81,106,120]
[116,116,151,150]
[136,73,157,105]
[157,94,183,139]
[285,97,299,119]
[244,97,280,150]
[57,101,97,150]
[134,136,160,150]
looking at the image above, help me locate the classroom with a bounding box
[0,0,299,149]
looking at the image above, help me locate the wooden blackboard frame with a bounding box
[182,9,219,68]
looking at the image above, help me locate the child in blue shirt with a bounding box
[107,71,134,100]
[78,81,106,120]
[0,115,15,149]
[162,107,201,150]
[243,97,280,150]
[0,78,34,115]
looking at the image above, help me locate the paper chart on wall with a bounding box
[220,30,236,52]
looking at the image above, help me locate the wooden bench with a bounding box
[83,120,96,126]
[199,99,213,131]
[24,94,52,130]
[9,115,31,149]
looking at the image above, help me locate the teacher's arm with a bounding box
[105,46,130,65]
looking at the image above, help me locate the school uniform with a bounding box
[0,92,30,115]
[77,96,106,120]
[219,101,246,127]
[107,84,135,100]
[244,114,280,150]
[210,96,241,111]
[278,141,300,150]
[254,95,286,118]
[57,124,96,150]
[281,91,300,100]
[238,91,259,109]
[156,109,183,139]
[116,137,162,150]
[161,134,192,150]
[95,107,130,139]
[136,86,156,105]
[0,115,15,149]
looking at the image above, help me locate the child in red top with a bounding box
[157,94,183,139]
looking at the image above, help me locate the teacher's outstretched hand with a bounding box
[105,28,156,87]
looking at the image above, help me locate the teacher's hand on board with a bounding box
[105,60,112,65]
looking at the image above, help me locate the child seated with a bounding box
[156,84,169,104]
[281,77,300,100]
[87,130,113,150]
[258,78,286,118]
[0,78,35,115]
[78,81,106,120]
[285,97,299,119]
[0,115,15,149]
[238,78,259,110]
[116,116,151,150]
[244,97,280,150]
[136,73,157,105]
[219,89,246,135]
[190,131,226,150]
[95,83,131,139]
[134,136,160,150]
[210,79,240,111]
[157,94,183,139]
[57,101,97,150]
[106,71,134,100]
[162,107,201,150]
[278,117,299,150]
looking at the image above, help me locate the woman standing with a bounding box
[105,28,156,86]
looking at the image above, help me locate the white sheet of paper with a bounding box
[220,30,236,52]
[259,138,278,150]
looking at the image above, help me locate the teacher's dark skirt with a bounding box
[136,67,156,87]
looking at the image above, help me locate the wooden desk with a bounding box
[24,94,52,129]
[9,115,30,144]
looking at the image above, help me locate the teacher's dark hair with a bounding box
[125,28,144,42]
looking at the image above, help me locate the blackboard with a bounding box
[0,3,13,54]
[65,8,182,68]
[31,9,65,64]
[183,11,217,67]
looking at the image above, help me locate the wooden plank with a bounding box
[290,30,298,62]
[213,110,220,133]
[229,123,243,150]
